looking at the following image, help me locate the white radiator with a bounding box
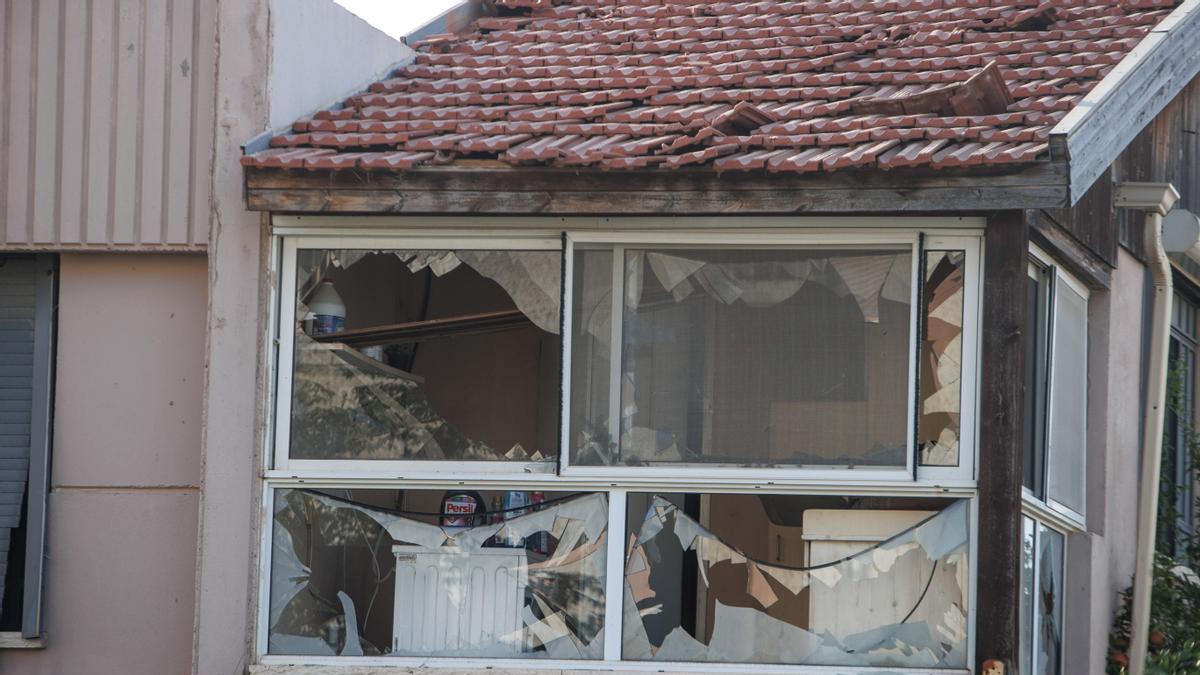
[391,545,529,656]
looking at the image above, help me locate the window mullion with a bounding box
[607,247,625,465]
[909,234,925,481]
[603,488,627,662]
[559,233,574,475]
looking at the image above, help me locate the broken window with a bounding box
[288,249,561,463]
[268,488,606,658]
[571,247,913,469]
[269,229,984,668]
[919,251,965,467]
[1019,516,1065,675]
[623,493,969,667]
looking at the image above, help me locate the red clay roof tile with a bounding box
[243,0,1181,174]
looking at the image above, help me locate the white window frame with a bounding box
[272,233,564,479]
[257,217,985,673]
[270,228,981,489]
[1023,244,1089,532]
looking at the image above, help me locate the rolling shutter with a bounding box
[0,258,40,607]
[0,255,54,638]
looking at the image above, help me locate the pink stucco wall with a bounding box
[1,253,207,674]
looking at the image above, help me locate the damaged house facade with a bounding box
[235,0,1200,673]
[3,0,1200,673]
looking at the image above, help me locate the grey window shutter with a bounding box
[0,258,41,608]
[0,255,54,638]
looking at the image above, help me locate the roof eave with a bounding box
[1051,0,1200,206]
[243,160,1069,215]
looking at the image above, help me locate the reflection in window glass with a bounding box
[1034,524,1064,675]
[919,251,965,466]
[1023,263,1052,497]
[572,248,913,469]
[1046,281,1087,514]
[269,488,606,658]
[1019,517,1035,674]
[289,249,561,462]
[622,493,969,667]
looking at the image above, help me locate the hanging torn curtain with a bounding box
[624,497,970,668]
[298,249,562,334]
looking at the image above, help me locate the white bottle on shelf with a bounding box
[308,279,346,335]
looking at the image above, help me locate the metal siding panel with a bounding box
[139,0,168,246]
[4,0,34,245]
[58,0,88,244]
[0,1,8,244]
[32,0,62,245]
[84,0,117,246]
[165,0,194,245]
[110,0,142,245]
[186,0,216,247]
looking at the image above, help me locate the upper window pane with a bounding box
[289,249,561,463]
[1023,263,1051,497]
[1046,280,1087,514]
[919,251,965,466]
[571,247,913,469]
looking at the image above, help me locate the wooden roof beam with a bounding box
[243,161,1069,215]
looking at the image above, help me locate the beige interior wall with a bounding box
[2,253,207,675]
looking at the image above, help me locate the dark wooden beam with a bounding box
[1028,210,1112,289]
[243,161,1070,215]
[976,210,1029,672]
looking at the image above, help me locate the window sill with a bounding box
[0,632,44,649]
[1021,492,1086,534]
[251,661,969,675]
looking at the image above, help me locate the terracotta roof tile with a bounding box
[243,0,1181,174]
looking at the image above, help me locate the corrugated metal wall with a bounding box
[0,0,216,251]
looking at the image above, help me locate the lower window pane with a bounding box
[1034,524,1065,675]
[1019,517,1036,674]
[623,493,970,667]
[269,488,606,659]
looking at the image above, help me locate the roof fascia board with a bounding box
[1050,0,1200,205]
[243,160,1069,214]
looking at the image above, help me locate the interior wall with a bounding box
[1,253,207,675]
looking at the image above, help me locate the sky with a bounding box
[334,0,462,41]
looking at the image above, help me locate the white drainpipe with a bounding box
[1114,182,1180,675]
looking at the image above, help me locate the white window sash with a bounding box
[1027,244,1089,528]
[274,229,981,486]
